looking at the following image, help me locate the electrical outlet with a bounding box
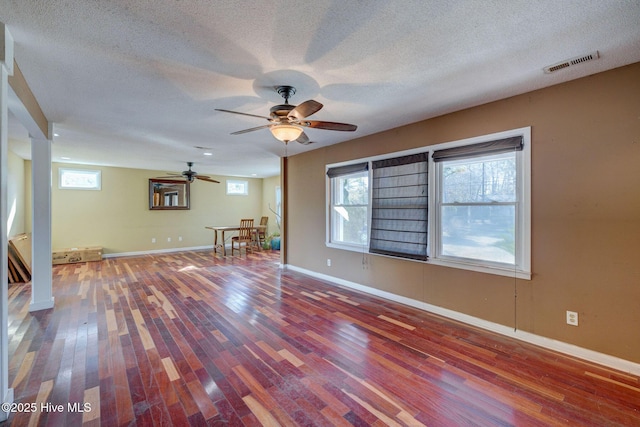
[178,236,182,241]
[327,259,331,267]
[151,238,156,243]
[566,310,578,326]
[167,237,171,242]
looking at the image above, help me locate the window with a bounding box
[326,127,531,279]
[226,179,248,195]
[59,168,101,190]
[437,151,518,264]
[432,133,530,277]
[327,163,369,247]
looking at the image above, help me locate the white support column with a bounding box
[0,22,14,422]
[29,135,54,312]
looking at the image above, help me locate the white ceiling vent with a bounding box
[543,51,600,74]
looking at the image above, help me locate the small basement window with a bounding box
[59,168,101,190]
[226,179,249,196]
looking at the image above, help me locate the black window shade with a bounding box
[370,152,428,261]
[432,136,523,162]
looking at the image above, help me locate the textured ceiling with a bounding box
[3,0,640,178]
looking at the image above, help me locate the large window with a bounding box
[436,150,518,265]
[326,128,531,279]
[432,134,530,277]
[327,163,369,247]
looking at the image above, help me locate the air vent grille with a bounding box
[543,51,599,74]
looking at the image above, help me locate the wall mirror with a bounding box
[149,179,190,210]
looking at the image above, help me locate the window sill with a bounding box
[428,257,531,280]
[326,242,531,280]
[326,242,368,252]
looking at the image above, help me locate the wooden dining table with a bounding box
[205,225,267,256]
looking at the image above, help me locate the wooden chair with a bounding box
[253,216,269,248]
[231,219,254,256]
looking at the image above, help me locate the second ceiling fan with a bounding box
[158,162,220,183]
[216,85,357,145]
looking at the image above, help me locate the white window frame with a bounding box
[226,179,249,196]
[429,127,531,279]
[325,147,429,252]
[58,168,102,190]
[325,127,531,279]
[326,167,370,249]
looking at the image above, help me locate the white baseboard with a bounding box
[285,264,640,376]
[102,245,212,259]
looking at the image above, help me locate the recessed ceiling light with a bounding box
[60,156,71,160]
[54,133,60,137]
[251,174,257,176]
[203,152,213,156]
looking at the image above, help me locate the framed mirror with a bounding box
[149,179,190,210]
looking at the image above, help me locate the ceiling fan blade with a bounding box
[196,176,220,183]
[215,109,271,120]
[302,120,357,131]
[288,100,323,120]
[231,124,273,135]
[295,131,313,145]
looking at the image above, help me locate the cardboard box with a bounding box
[52,247,103,265]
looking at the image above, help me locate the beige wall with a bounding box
[261,175,281,237]
[11,158,280,253]
[285,62,640,363]
[50,163,264,254]
[23,160,32,234]
[6,149,26,237]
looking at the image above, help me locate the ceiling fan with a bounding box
[215,85,357,145]
[158,162,220,183]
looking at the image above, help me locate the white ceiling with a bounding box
[3,0,640,178]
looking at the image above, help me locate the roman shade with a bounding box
[369,153,428,261]
[432,136,523,162]
[326,162,368,178]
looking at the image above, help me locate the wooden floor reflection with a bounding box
[5,250,640,426]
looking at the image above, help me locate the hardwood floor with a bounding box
[4,250,639,426]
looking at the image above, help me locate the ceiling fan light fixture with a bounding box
[270,124,303,143]
[219,85,357,144]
